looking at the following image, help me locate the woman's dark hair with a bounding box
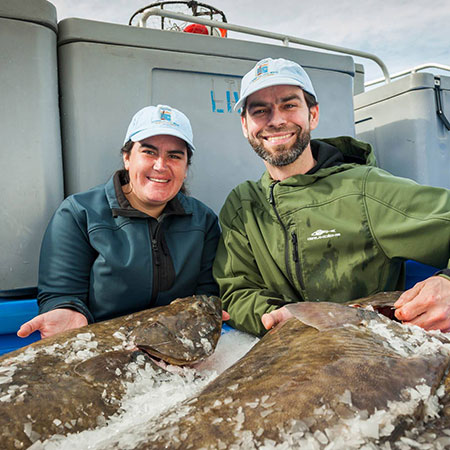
[120,139,193,194]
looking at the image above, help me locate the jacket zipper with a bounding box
[269,183,295,287]
[149,221,162,305]
[291,231,305,290]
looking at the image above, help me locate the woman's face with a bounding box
[123,134,189,212]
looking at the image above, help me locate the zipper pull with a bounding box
[269,183,275,205]
[152,239,161,266]
[291,231,299,262]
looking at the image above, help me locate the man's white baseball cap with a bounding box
[235,58,317,112]
[124,104,195,152]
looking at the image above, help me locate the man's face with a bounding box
[241,85,319,167]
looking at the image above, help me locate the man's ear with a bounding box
[309,104,320,131]
[241,114,249,138]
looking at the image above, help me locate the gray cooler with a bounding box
[58,19,357,213]
[0,0,63,291]
[355,72,450,188]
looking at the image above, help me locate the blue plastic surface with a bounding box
[0,298,39,333]
[405,260,438,290]
[221,323,234,334]
[0,331,40,356]
[0,298,40,355]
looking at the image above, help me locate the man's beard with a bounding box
[248,125,311,167]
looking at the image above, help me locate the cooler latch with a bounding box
[434,77,450,131]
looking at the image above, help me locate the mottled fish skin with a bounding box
[0,295,222,449]
[131,294,222,365]
[345,290,403,308]
[124,299,450,449]
[344,291,450,444]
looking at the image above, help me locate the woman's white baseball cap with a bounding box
[124,105,195,152]
[235,58,317,112]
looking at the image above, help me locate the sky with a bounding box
[48,0,450,83]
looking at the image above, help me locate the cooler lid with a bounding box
[354,72,450,109]
[57,18,355,76]
[0,0,57,32]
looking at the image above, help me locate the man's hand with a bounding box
[17,308,88,339]
[222,310,230,321]
[394,276,450,332]
[261,306,294,330]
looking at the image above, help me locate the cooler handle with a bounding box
[435,77,450,131]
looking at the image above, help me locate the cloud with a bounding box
[50,0,142,24]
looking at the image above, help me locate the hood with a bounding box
[259,136,376,190]
[317,136,376,167]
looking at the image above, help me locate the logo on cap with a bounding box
[159,108,172,122]
[256,61,269,77]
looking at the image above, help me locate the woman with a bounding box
[18,105,220,338]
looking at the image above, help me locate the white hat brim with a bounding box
[234,76,316,112]
[129,126,196,152]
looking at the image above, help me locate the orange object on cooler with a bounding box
[183,24,209,35]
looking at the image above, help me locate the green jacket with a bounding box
[213,137,450,336]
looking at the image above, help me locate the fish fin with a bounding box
[285,302,381,331]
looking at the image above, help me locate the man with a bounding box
[213,57,450,337]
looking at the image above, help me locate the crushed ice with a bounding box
[39,327,258,449]
[6,318,450,450]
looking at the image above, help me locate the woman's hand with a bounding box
[17,308,88,339]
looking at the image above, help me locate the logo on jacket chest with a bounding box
[307,229,341,241]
